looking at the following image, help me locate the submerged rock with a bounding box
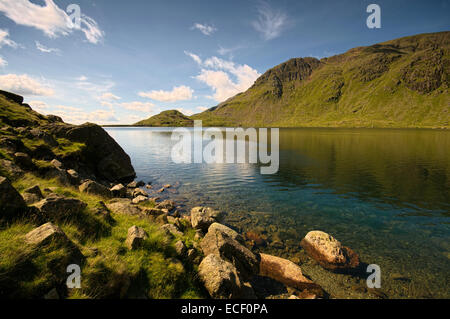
[300,230,360,271]
[155,200,175,211]
[191,207,223,232]
[198,254,243,299]
[259,253,321,291]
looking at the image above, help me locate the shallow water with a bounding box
[106,127,450,298]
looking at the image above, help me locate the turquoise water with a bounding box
[105,127,450,298]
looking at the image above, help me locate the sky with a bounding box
[0,0,448,125]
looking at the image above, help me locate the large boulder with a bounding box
[259,253,321,291]
[34,194,87,221]
[45,122,135,182]
[300,231,360,271]
[0,176,27,221]
[198,254,243,299]
[125,225,148,250]
[79,180,112,198]
[201,224,260,280]
[191,207,222,232]
[160,223,183,237]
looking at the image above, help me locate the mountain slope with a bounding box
[192,31,450,128]
[134,110,194,127]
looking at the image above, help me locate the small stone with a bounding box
[160,223,183,237]
[190,207,223,232]
[132,195,148,204]
[175,240,187,257]
[51,159,64,170]
[110,183,127,198]
[132,188,148,198]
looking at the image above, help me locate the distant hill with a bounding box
[134,110,194,127]
[191,31,449,128]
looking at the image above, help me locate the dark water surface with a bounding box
[106,127,450,298]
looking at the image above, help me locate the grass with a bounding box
[0,173,205,299]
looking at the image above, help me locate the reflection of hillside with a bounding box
[275,129,450,212]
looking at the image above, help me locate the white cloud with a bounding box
[50,108,118,125]
[99,92,121,101]
[186,53,260,102]
[191,23,217,36]
[120,101,154,113]
[77,75,88,81]
[184,51,202,65]
[0,29,18,48]
[197,106,208,112]
[0,73,54,96]
[0,56,7,67]
[35,41,60,53]
[29,100,49,112]
[252,2,289,40]
[0,0,104,44]
[139,85,193,102]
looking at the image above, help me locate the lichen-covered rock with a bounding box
[300,230,360,271]
[0,176,27,221]
[160,223,183,237]
[198,254,243,299]
[259,253,321,291]
[0,159,24,179]
[132,195,148,204]
[190,207,222,232]
[79,180,112,198]
[66,169,80,185]
[208,223,243,243]
[175,240,187,257]
[125,225,148,250]
[22,185,44,205]
[25,222,84,262]
[34,194,87,221]
[106,198,143,216]
[201,225,260,280]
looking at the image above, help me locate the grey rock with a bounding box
[0,176,27,221]
[125,225,148,250]
[79,180,112,198]
[190,207,223,232]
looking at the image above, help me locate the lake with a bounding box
[105,127,450,298]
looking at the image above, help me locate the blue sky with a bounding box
[0,0,448,124]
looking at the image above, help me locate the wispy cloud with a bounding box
[0,0,104,44]
[251,2,289,40]
[0,29,18,48]
[191,23,217,36]
[35,41,60,54]
[185,52,261,102]
[0,73,54,96]
[139,85,194,102]
[120,101,154,113]
[0,56,7,67]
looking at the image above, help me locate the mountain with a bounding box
[134,110,194,127]
[192,31,449,128]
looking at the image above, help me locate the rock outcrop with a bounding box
[0,176,27,221]
[45,122,136,182]
[300,230,360,271]
[34,194,87,221]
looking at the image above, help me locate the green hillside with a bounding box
[134,110,194,127]
[192,31,449,128]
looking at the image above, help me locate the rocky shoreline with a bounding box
[0,89,370,299]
